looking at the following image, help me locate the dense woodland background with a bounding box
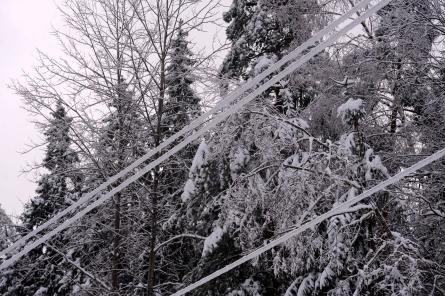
[0,0,445,295]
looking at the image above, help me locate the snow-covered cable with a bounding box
[0,0,372,259]
[0,0,388,269]
[171,146,445,296]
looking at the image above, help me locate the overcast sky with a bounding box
[0,0,62,218]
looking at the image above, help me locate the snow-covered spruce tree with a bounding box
[163,21,201,137]
[280,99,423,296]
[22,101,80,229]
[150,23,207,292]
[0,101,81,296]
[173,1,337,293]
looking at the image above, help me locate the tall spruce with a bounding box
[154,24,206,293]
[0,101,81,295]
[163,22,201,137]
[22,101,79,229]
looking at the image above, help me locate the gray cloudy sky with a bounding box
[0,0,61,218]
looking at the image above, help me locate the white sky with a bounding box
[0,0,62,218]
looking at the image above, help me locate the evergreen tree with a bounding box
[22,101,79,230]
[281,98,422,295]
[0,101,81,295]
[149,24,205,294]
[163,22,201,136]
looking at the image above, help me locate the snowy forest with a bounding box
[0,0,445,295]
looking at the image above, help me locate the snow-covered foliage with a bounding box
[252,55,277,76]
[4,0,445,294]
[201,225,225,257]
[0,102,82,295]
[228,278,262,296]
[181,141,209,202]
[164,22,201,135]
[337,98,365,126]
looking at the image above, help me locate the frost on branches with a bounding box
[179,96,426,295]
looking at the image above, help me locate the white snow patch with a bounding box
[181,141,208,202]
[337,98,363,115]
[228,278,261,296]
[181,179,196,203]
[202,226,224,257]
[364,149,389,180]
[34,287,48,296]
[253,55,276,76]
[190,141,209,173]
[337,98,364,123]
[338,133,355,156]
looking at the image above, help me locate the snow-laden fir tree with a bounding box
[22,101,80,229]
[0,100,81,295]
[163,21,201,137]
[150,23,206,293]
[279,98,423,296]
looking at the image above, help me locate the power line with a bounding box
[0,0,388,270]
[170,147,445,296]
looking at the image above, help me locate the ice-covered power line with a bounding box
[170,146,445,296]
[0,0,389,270]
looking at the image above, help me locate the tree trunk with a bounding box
[112,192,122,292]
[147,174,159,296]
[147,56,166,296]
